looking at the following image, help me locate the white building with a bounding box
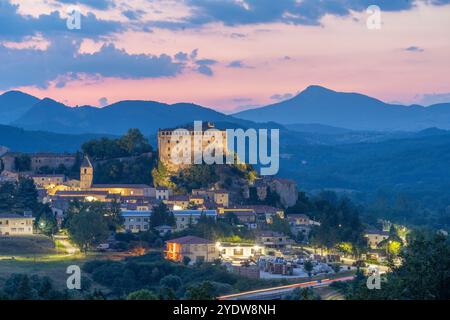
[216,242,264,264]
[156,187,172,200]
[121,211,151,233]
[173,210,217,231]
[364,230,390,249]
[0,213,35,236]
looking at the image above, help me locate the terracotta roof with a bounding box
[166,236,213,245]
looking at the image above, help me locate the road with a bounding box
[217,275,355,300]
[54,235,78,255]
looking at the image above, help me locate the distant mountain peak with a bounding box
[304,85,334,92]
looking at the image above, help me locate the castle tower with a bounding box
[80,156,93,190]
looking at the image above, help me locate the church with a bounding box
[51,156,153,202]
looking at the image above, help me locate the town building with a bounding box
[287,214,321,239]
[156,187,172,200]
[0,213,35,236]
[0,170,19,183]
[364,230,390,249]
[0,152,76,172]
[165,236,219,263]
[121,211,151,233]
[164,195,191,210]
[173,210,217,231]
[217,205,284,226]
[192,189,230,207]
[155,225,175,236]
[256,231,293,250]
[250,177,298,208]
[217,242,264,264]
[30,174,66,189]
[78,157,153,196]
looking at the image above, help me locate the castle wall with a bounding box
[158,128,228,172]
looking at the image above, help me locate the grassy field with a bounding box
[0,235,56,255]
[0,235,112,292]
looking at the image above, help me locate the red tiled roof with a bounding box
[166,236,213,245]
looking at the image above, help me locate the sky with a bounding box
[0,0,449,113]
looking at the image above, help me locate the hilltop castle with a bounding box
[157,122,228,172]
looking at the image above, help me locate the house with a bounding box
[218,205,283,225]
[364,230,390,249]
[191,189,230,207]
[246,205,284,225]
[156,187,172,200]
[217,242,264,263]
[164,195,191,210]
[173,210,217,231]
[30,174,66,189]
[256,231,293,250]
[0,213,35,236]
[52,190,112,202]
[1,152,77,172]
[155,225,175,236]
[221,210,257,229]
[121,211,151,233]
[0,170,19,183]
[287,214,320,239]
[165,236,219,263]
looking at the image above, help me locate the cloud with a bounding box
[227,60,244,68]
[270,93,293,101]
[196,59,218,66]
[98,97,109,106]
[197,65,214,76]
[122,9,146,21]
[0,37,184,89]
[175,51,189,61]
[0,0,122,41]
[404,46,425,52]
[195,58,217,76]
[233,97,253,103]
[165,0,420,28]
[55,0,115,10]
[417,92,450,106]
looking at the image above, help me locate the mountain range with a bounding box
[234,86,450,131]
[1,85,450,135]
[1,87,450,219]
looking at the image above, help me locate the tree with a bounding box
[13,178,38,213]
[182,256,191,266]
[284,287,319,300]
[15,275,34,300]
[14,155,31,172]
[67,209,109,253]
[150,203,175,228]
[35,205,58,236]
[268,215,291,236]
[0,182,15,212]
[118,128,152,155]
[185,281,215,300]
[160,275,182,291]
[127,289,158,300]
[304,261,314,278]
[343,231,450,300]
[106,200,124,232]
